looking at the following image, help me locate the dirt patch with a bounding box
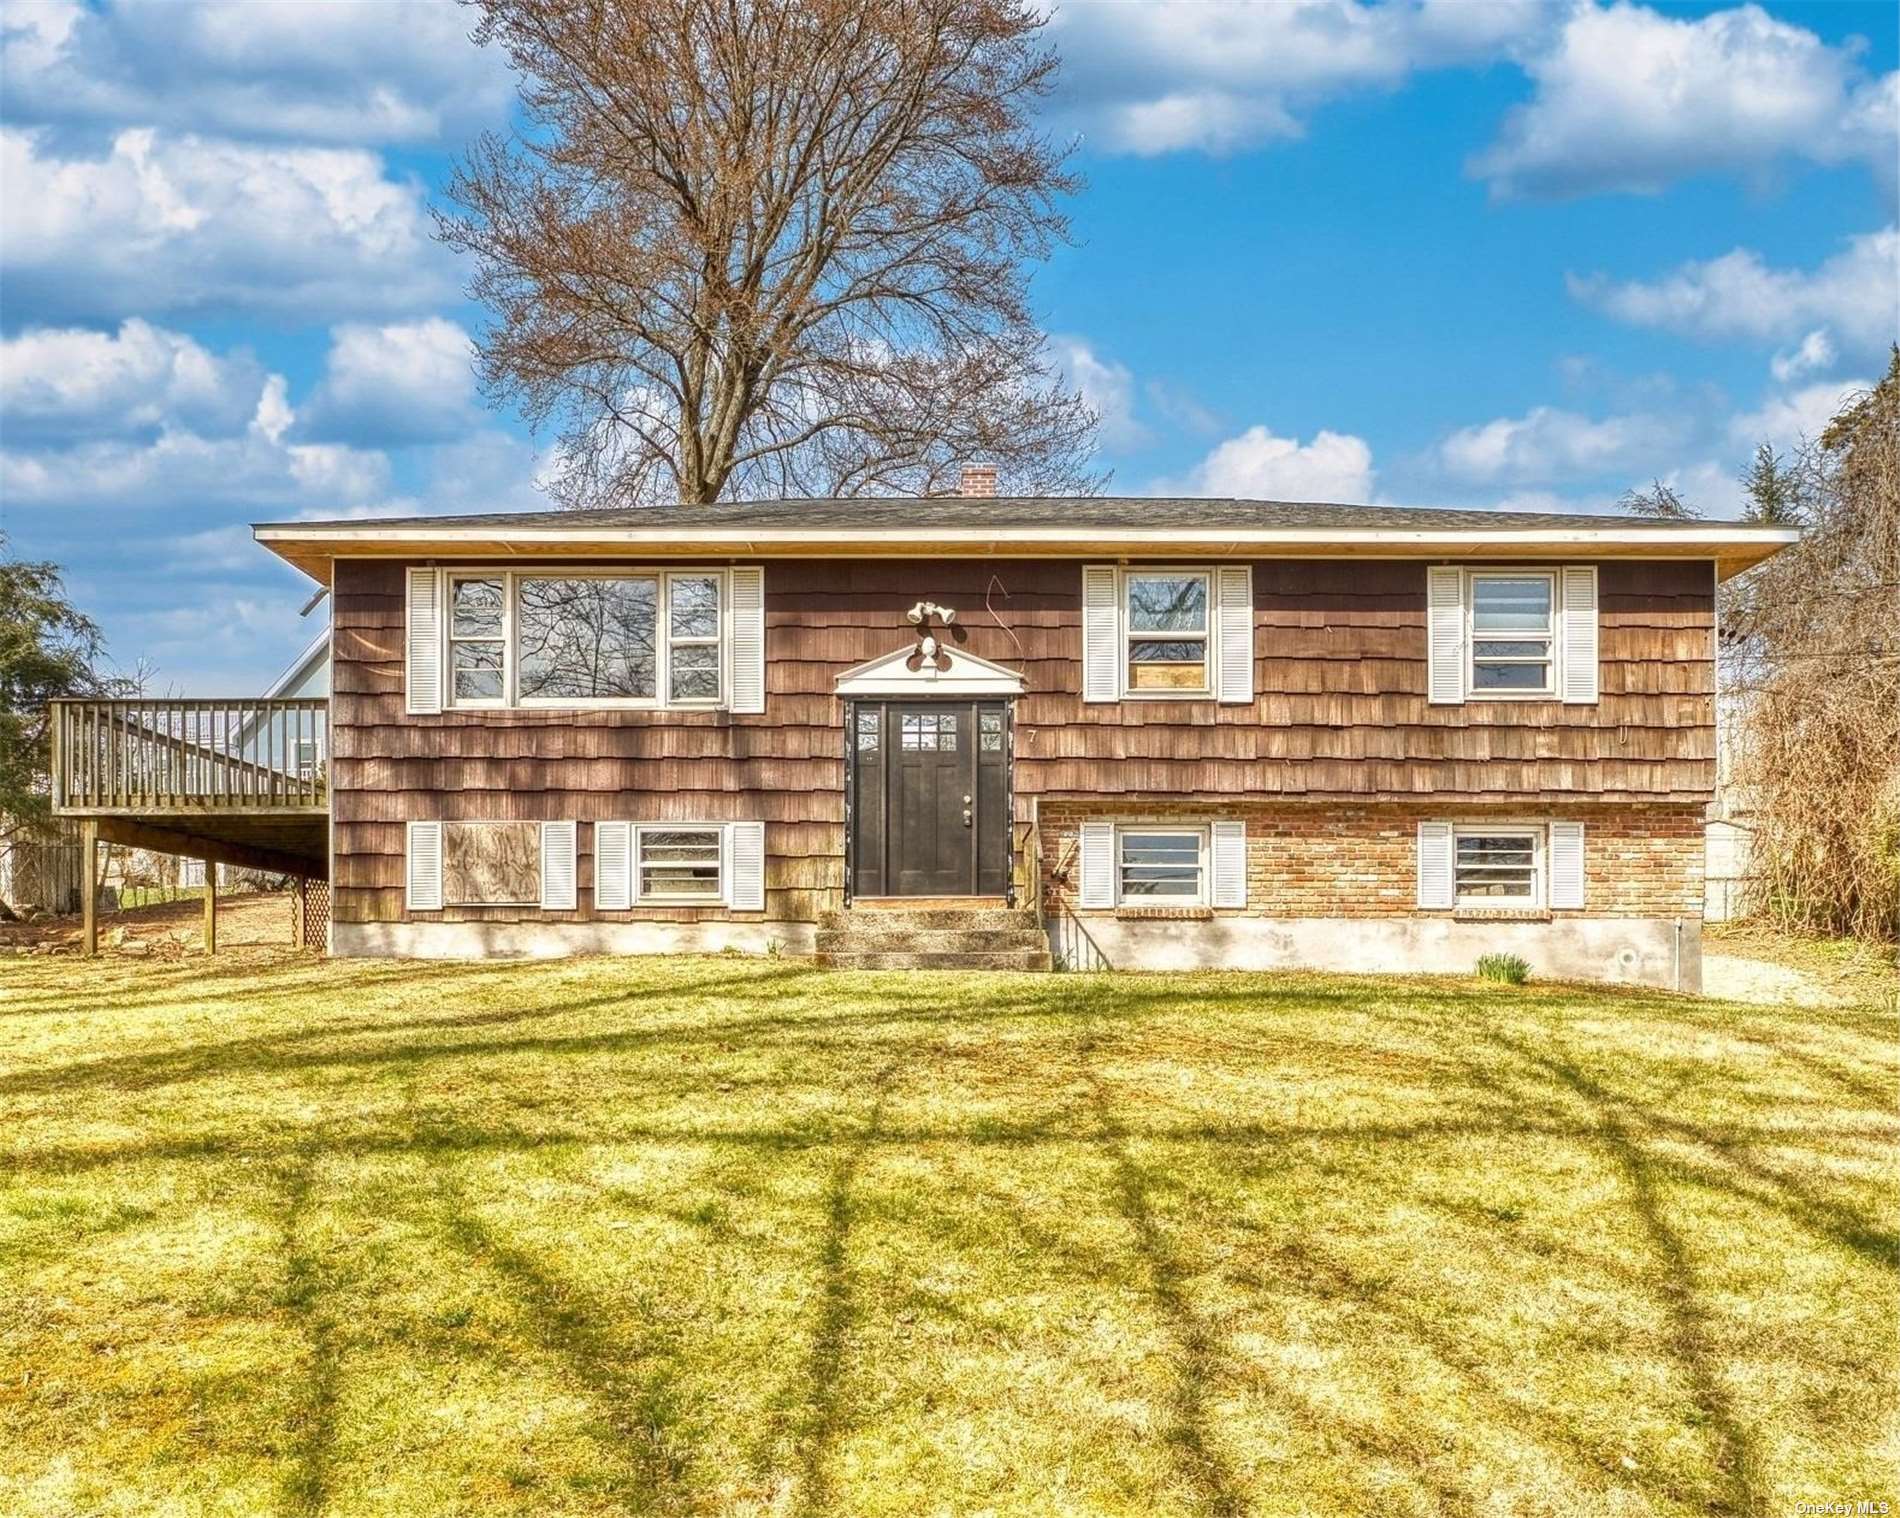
[0,890,304,962]
[1703,922,1897,1008]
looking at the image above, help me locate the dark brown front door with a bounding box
[849,701,1009,898]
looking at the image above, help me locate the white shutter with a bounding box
[1078,821,1115,907]
[593,821,632,911]
[1216,566,1254,705]
[406,821,442,911]
[1417,821,1454,909]
[405,567,442,715]
[1560,565,1599,705]
[540,821,577,910]
[728,566,766,713]
[728,821,766,910]
[1082,566,1120,703]
[1210,821,1247,908]
[1427,566,1465,706]
[1549,821,1586,909]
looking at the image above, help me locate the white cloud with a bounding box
[1568,227,1898,361]
[298,318,480,446]
[1436,404,1686,486]
[0,319,265,442]
[1048,0,1550,156]
[1164,423,1376,502]
[1471,3,1898,199]
[1,126,453,322]
[1728,375,1873,453]
[1769,329,1837,384]
[1,0,510,146]
[1051,336,1149,450]
[1,366,389,512]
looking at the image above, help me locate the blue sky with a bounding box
[1,0,1895,692]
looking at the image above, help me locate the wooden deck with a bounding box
[49,698,329,878]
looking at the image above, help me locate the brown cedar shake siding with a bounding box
[328,556,1714,928]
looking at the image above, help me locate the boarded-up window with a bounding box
[443,821,542,904]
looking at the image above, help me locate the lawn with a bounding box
[1,949,1894,1517]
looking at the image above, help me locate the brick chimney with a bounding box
[958,463,999,498]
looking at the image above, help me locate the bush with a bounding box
[1476,953,1530,985]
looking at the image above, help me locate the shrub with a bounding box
[1476,953,1530,985]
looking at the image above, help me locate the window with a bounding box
[1125,572,1210,692]
[900,711,958,751]
[637,827,723,902]
[443,569,728,709]
[1469,572,1555,694]
[295,739,319,783]
[1454,829,1541,906]
[1117,827,1207,903]
[667,574,722,701]
[449,577,506,704]
[517,575,658,701]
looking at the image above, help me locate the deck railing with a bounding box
[51,698,329,812]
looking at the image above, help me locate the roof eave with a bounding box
[252,522,1800,585]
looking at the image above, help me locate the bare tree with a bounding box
[439,0,1102,505]
[1722,349,1900,940]
[1618,478,1700,520]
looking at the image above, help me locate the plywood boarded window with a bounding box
[1125,572,1209,692]
[443,821,542,905]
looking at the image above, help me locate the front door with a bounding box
[849,701,1009,898]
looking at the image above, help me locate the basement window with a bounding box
[636,827,724,903]
[1453,829,1541,907]
[1117,827,1207,904]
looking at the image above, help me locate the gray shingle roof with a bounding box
[262,496,1735,534]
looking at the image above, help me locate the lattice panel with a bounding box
[293,877,331,952]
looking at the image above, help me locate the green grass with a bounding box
[1,950,1894,1516]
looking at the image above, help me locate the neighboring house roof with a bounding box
[262,627,331,699]
[255,495,1799,583]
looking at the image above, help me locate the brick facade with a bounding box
[1035,801,1705,920]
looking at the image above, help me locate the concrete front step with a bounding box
[815,947,1054,972]
[814,926,1045,954]
[818,908,1038,933]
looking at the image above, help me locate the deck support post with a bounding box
[81,819,98,957]
[202,863,217,955]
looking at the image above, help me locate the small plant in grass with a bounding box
[1476,953,1530,985]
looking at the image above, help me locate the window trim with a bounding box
[632,822,728,906]
[1120,566,1215,700]
[1114,823,1210,906]
[1464,567,1560,702]
[438,566,732,712]
[1452,824,1545,909]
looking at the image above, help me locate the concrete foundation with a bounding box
[332,919,816,960]
[1056,915,1702,992]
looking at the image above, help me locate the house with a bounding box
[53,480,1796,988]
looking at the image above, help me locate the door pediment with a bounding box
[835,644,1026,697]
